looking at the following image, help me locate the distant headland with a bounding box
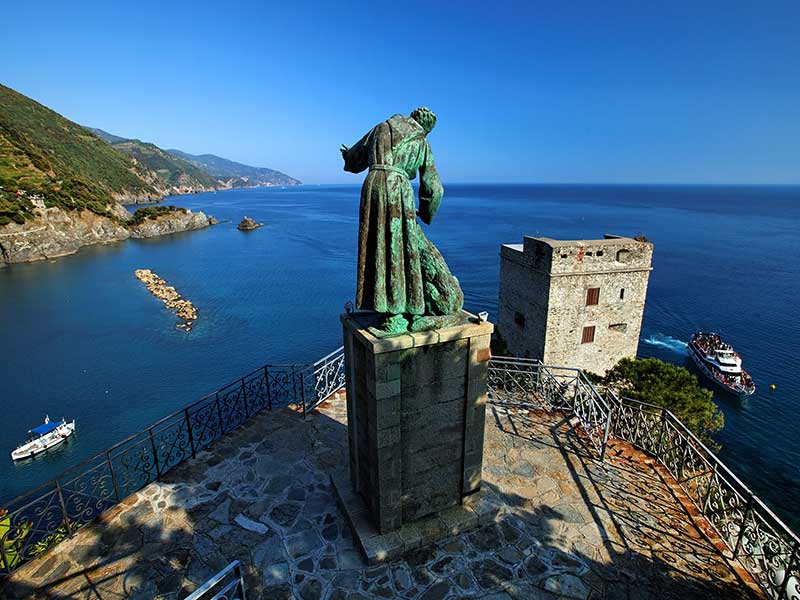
[0,83,299,266]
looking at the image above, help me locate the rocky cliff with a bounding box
[0,199,215,266]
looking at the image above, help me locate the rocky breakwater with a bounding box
[134,269,198,331]
[0,198,217,266]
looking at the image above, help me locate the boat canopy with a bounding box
[30,421,61,436]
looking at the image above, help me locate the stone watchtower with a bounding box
[498,235,653,376]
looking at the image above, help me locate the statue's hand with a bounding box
[340,144,349,159]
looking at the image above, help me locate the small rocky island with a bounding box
[237,216,263,231]
[134,269,198,331]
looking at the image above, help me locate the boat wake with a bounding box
[643,333,689,354]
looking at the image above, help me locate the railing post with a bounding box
[780,540,800,600]
[600,408,612,462]
[149,429,161,478]
[734,492,755,559]
[215,392,225,434]
[655,409,668,460]
[106,452,120,502]
[291,365,298,406]
[241,378,249,417]
[300,372,307,419]
[236,560,248,600]
[264,366,272,410]
[54,480,73,537]
[185,408,196,459]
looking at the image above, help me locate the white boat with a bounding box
[11,416,76,461]
[689,332,755,396]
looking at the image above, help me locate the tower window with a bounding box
[620,288,625,300]
[581,326,596,344]
[514,311,525,328]
[616,249,630,263]
[586,287,600,306]
[596,251,604,257]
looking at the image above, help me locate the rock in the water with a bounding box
[237,216,263,231]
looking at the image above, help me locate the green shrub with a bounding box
[597,357,723,447]
[128,205,186,226]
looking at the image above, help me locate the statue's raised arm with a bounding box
[341,107,463,336]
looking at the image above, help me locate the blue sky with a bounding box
[3,1,799,184]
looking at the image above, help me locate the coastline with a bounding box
[0,199,217,267]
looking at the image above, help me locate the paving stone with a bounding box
[298,577,324,599]
[262,583,293,599]
[332,570,360,591]
[551,549,588,574]
[285,530,323,559]
[523,553,550,578]
[234,513,269,534]
[496,545,524,565]
[452,569,479,593]
[543,573,589,599]
[468,524,503,551]
[392,565,414,592]
[473,558,514,590]
[420,580,451,600]
[338,548,365,570]
[253,535,287,569]
[1,404,759,600]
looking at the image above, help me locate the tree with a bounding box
[599,357,724,445]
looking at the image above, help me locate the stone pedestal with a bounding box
[332,311,496,563]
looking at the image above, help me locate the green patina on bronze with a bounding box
[342,107,463,335]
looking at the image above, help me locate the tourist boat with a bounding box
[689,332,756,396]
[10,416,76,461]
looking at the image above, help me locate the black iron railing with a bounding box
[607,392,800,600]
[186,560,246,600]
[487,357,612,460]
[487,356,800,600]
[0,348,345,576]
[3,348,798,600]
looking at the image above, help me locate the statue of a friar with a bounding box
[341,107,464,335]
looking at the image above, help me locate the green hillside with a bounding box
[88,129,220,190]
[167,149,301,186]
[0,84,158,224]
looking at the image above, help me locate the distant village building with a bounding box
[498,235,654,376]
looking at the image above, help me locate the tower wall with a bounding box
[498,235,653,376]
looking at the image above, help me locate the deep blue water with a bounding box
[1,184,798,529]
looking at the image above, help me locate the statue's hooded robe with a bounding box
[343,114,462,316]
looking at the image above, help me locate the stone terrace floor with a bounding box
[2,395,762,600]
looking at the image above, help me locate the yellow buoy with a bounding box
[770,384,776,390]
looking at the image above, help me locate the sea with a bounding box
[0,184,798,530]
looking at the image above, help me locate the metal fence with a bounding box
[487,356,799,600]
[606,393,800,600]
[487,357,612,460]
[0,348,345,576]
[185,560,246,600]
[3,347,798,599]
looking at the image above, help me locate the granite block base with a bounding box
[331,472,503,565]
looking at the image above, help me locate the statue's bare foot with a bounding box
[367,314,409,338]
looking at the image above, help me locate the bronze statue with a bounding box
[341,107,463,335]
